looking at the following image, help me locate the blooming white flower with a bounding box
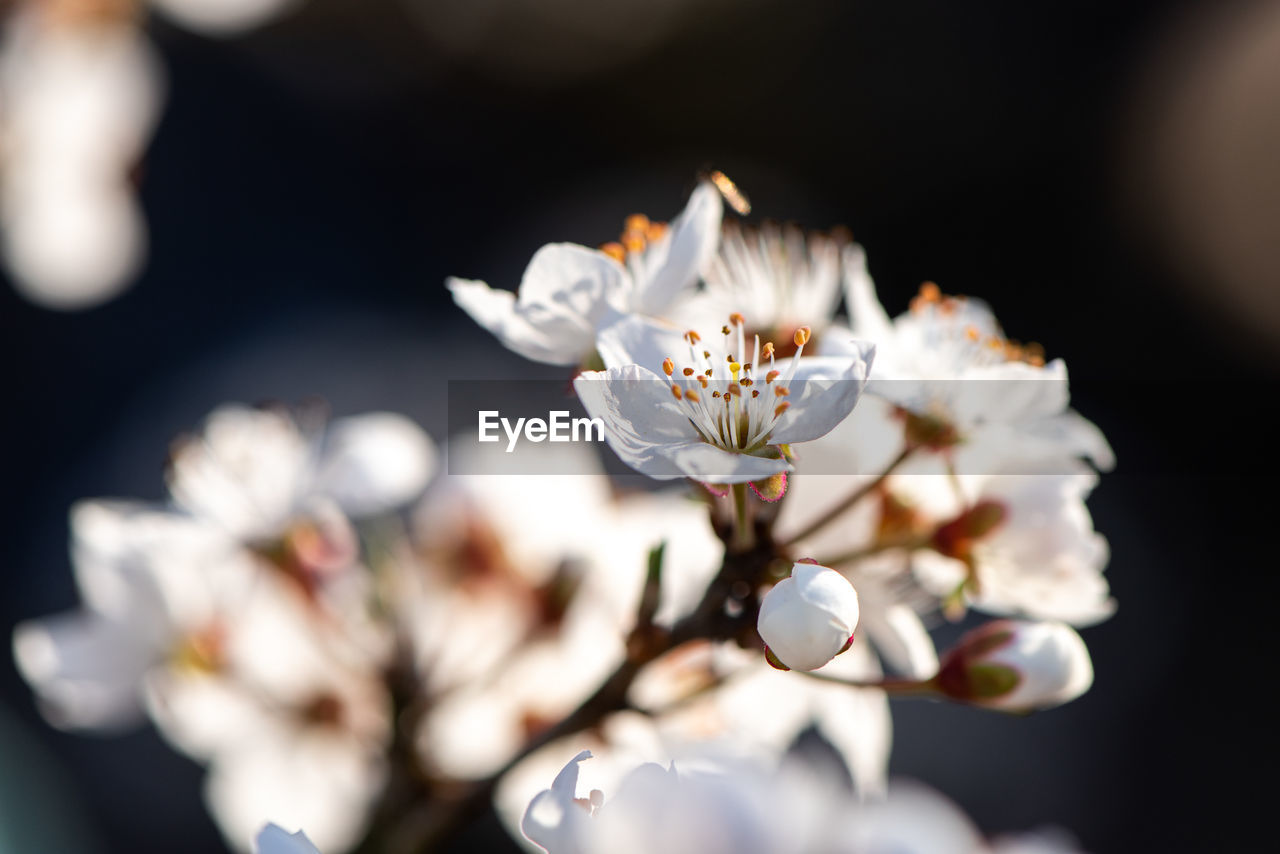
[827,248,1113,474]
[520,749,1091,854]
[448,181,723,366]
[168,404,436,543]
[757,562,860,671]
[575,314,873,483]
[934,620,1094,711]
[0,9,160,309]
[909,471,1114,625]
[254,823,321,854]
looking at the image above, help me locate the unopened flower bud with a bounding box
[931,499,1007,562]
[935,620,1093,711]
[757,562,860,671]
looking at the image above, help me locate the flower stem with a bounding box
[798,671,941,698]
[818,534,929,568]
[776,445,914,549]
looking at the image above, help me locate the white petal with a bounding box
[809,640,892,796]
[167,405,311,539]
[950,359,1070,426]
[314,413,436,516]
[12,613,151,731]
[572,366,701,480]
[770,346,875,446]
[848,782,984,853]
[206,728,385,854]
[630,181,723,316]
[842,243,894,343]
[521,750,593,854]
[595,314,688,373]
[861,605,939,680]
[661,441,791,483]
[448,278,591,366]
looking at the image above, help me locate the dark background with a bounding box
[2,0,1275,851]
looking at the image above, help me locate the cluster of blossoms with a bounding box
[0,0,303,308]
[15,175,1114,852]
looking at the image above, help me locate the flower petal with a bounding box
[448,278,590,366]
[629,181,723,316]
[314,413,437,516]
[770,346,875,446]
[657,440,791,484]
[449,243,628,365]
[595,314,687,373]
[842,243,893,343]
[572,366,700,480]
[522,750,594,854]
[167,405,311,539]
[861,604,939,680]
[12,612,151,731]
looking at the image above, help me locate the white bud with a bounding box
[936,620,1093,711]
[757,562,860,671]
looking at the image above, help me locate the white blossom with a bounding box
[575,314,873,483]
[448,181,723,366]
[827,248,1113,475]
[909,472,1114,626]
[168,404,436,543]
[12,501,256,732]
[757,562,860,671]
[0,11,160,309]
[520,749,1091,854]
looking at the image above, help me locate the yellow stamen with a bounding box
[662,358,674,376]
[625,213,651,233]
[793,327,811,348]
[601,242,626,263]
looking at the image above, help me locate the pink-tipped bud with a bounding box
[757,562,860,671]
[935,620,1093,711]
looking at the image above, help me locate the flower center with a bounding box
[661,314,810,452]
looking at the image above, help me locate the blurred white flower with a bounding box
[520,749,1090,854]
[150,0,304,36]
[255,823,322,854]
[168,405,436,542]
[12,500,255,731]
[935,620,1094,712]
[575,314,873,483]
[449,181,722,366]
[403,440,722,780]
[0,11,161,309]
[757,562,860,672]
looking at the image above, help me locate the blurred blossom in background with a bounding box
[0,1,1277,853]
